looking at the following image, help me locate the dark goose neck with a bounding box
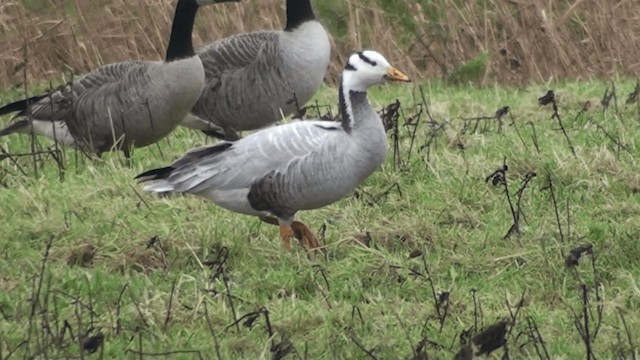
[285,0,316,32]
[339,82,367,133]
[165,0,199,62]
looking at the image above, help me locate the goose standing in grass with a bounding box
[181,0,331,140]
[136,50,410,251]
[0,0,238,159]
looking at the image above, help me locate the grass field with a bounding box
[0,76,639,359]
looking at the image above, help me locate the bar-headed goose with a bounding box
[180,0,331,140]
[136,50,410,251]
[0,0,238,158]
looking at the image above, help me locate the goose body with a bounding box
[0,0,237,157]
[182,0,331,140]
[137,51,410,250]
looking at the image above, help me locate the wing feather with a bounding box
[150,121,339,194]
[193,31,282,118]
[27,61,150,121]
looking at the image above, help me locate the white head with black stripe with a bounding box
[342,50,410,92]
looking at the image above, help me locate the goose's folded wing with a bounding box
[25,61,150,121]
[71,63,158,121]
[197,32,278,90]
[194,32,281,117]
[149,121,341,193]
[199,31,277,72]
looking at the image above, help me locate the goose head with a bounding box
[342,50,411,92]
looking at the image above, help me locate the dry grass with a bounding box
[1,0,640,90]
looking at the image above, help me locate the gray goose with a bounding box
[0,0,238,159]
[180,0,331,140]
[136,50,410,251]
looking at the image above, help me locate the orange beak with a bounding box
[386,66,411,82]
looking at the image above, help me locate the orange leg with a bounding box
[291,221,321,249]
[259,217,320,250]
[279,224,294,252]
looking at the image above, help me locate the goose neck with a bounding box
[285,0,316,32]
[339,81,370,133]
[165,0,198,62]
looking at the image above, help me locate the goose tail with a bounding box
[0,119,30,137]
[135,141,233,193]
[0,94,47,117]
[135,166,177,193]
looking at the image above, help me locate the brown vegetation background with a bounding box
[1,0,639,91]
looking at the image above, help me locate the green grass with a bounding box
[1,77,640,359]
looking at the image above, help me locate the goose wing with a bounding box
[195,32,280,111]
[198,31,277,78]
[139,120,342,194]
[24,61,150,121]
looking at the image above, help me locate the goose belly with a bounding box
[30,120,76,146]
[196,188,266,217]
[295,179,361,211]
[128,58,205,148]
[197,181,356,219]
